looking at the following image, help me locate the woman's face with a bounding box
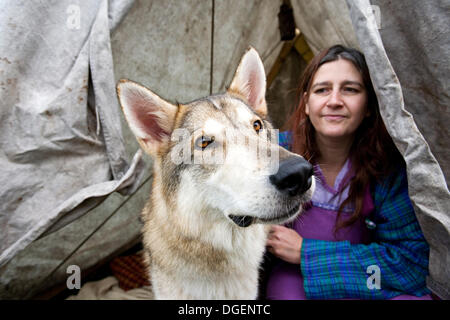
[305,59,369,143]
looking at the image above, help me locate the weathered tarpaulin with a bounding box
[0,0,144,267]
[291,0,360,53]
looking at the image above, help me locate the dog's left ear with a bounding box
[116,80,178,155]
[228,47,267,116]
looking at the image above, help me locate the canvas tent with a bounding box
[0,0,448,299]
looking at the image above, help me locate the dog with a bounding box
[116,47,315,299]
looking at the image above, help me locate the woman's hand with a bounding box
[266,225,303,264]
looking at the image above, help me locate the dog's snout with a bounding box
[269,157,313,196]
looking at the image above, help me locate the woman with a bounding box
[265,45,432,300]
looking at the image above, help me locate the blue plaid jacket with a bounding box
[279,132,431,299]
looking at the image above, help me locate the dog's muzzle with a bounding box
[228,157,313,228]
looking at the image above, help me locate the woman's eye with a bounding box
[344,87,359,93]
[253,120,262,133]
[195,136,214,150]
[314,88,328,94]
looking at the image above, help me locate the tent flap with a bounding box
[0,0,143,268]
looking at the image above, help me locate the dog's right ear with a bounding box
[228,47,267,116]
[116,80,177,155]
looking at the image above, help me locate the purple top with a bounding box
[266,159,432,300]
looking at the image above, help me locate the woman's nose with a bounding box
[326,90,344,108]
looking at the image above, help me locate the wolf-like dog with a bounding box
[116,48,315,299]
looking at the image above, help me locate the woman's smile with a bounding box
[322,114,347,121]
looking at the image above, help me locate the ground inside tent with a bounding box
[37,243,153,300]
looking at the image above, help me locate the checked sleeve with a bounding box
[300,168,431,299]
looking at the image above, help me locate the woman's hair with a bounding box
[286,44,404,232]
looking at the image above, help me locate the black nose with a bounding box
[269,157,313,196]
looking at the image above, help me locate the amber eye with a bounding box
[195,136,214,150]
[253,120,262,133]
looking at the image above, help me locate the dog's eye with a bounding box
[195,136,214,150]
[253,120,262,133]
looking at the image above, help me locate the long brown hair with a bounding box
[286,45,403,231]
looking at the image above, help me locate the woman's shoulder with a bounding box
[371,162,415,220]
[372,162,408,195]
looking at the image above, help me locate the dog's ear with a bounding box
[228,47,267,116]
[116,80,177,154]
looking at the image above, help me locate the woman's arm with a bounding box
[300,167,431,299]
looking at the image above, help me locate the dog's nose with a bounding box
[269,157,313,196]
